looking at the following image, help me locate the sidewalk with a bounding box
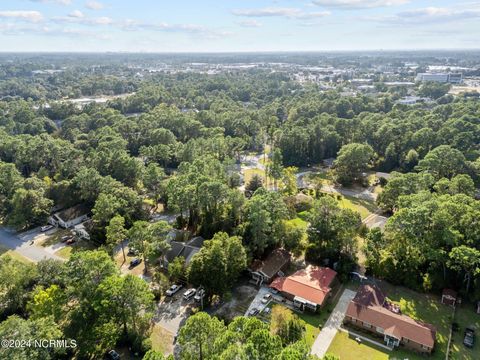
[310,288,357,357]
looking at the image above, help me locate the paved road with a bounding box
[311,289,357,358]
[0,227,64,262]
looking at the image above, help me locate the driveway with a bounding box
[363,212,388,230]
[244,286,272,316]
[0,227,64,262]
[154,292,193,335]
[311,289,357,358]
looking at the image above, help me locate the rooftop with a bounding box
[346,284,436,347]
[270,265,337,306]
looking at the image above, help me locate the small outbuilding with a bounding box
[441,289,458,307]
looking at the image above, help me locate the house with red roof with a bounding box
[344,284,436,354]
[270,265,338,311]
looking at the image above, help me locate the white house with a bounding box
[49,204,90,229]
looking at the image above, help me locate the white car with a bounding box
[194,289,205,302]
[183,288,196,300]
[41,225,54,232]
[166,284,183,296]
[261,293,272,304]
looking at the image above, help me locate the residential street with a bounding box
[310,289,357,358]
[0,227,64,262]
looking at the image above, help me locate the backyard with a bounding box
[450,303,479,359]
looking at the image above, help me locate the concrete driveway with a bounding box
[244,286,272,316]
[311,289,357,358]
[0,227,64,262]
[154,292,193,335]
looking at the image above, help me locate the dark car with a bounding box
[61,235,73,242]
[129,258,142,268]
[464,327,475,348]
[107,350,120,360]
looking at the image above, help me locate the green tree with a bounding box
[177,312,225,360]
[0,255,37,315]
[333,143,375,185]
[7,187,53,229]
[307,196,360,260]
[448,246,480,294]
[415,145,467,180]
[188,232,247,297]
[168,256,186,282]
[0,315,64,360]
[106,215,128,262]
[27,285,66,322]
[270,305,306,346]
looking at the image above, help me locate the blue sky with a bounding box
[0,0,479,52]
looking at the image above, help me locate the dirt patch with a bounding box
[214,284,258,321]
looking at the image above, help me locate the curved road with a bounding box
[0,227,64,262]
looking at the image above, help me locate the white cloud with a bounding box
[85,1,104,10]
[312,0,409,9]
[372,6,480,24]
[69,10,84,18]
[52,15,113,25]
[232,7,330,19]
[237,20,262,28]
[0,11,43,22]
[29,0,72,5]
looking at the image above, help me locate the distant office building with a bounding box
[416,73,463,84]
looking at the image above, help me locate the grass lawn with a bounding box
[150,324,174,355]
[327,331,390,360]
[285,217,308,229]
[54,239,96,259]
[37,228,71,247]
[0,245,32,263]
[338,195,377,220]
[243,168,266,185]
[450,304,480,359]
[306,171,333,185]
[298,310,323,347]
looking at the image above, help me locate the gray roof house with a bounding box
[162,236,204,269]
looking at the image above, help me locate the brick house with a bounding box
[344,284,436,354]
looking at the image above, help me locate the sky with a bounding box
[0,0,479,52]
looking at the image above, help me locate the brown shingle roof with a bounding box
[346,285,436,348]
[270,265,337,306]
[250,248,290,279]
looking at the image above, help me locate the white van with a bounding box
[183,288,196,300]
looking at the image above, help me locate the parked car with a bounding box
[166,284,183,296]
[194,288,205,302]
[41,225,54,232]
[65,238,76,245]
[183,288,196,300]
[107,350,120,360]
[464,327,475,348]
[127,248,138,256]
[270,288,279,295]
[248,308,259,316]
[129,258,142,269]
[61,235,73,242]
[261,293,272,304]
